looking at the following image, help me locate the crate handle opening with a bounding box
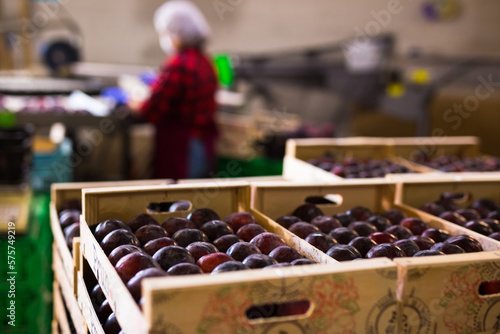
[305,194,343,206]
[478,280,500,296]
[245,300,312,323]
[147,200,192,214]
[439,192,471,204]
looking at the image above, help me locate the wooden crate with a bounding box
[53,240,87,334]
[53,280,72,334]
[251,180,500,333]
[50,179,172,296]
[77,260,106,334]
[388,136,480,161]
[283,137,431,182]
[393,173,500,333]
[78,182,401,334]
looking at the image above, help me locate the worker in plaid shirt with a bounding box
[139,1,218,180]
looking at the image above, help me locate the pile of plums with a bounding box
[275,202,484,262]
[90,283,123,334]
[92,209,317,305]
[412,154,500,172]
[58,200,82,253]
[419,192,500,241]
[307,153,413,178]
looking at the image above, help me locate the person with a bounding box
[134,0,218,180]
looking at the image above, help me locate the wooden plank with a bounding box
[53,242,87,334]
[53,281,72,334]
[76,273,106,334]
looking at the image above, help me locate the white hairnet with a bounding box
[154,1,210,48]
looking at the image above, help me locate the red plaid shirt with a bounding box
[140,48,217,137]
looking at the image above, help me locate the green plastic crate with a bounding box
[0,192,53,334]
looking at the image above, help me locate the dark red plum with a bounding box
[367,215,392,231]
[115,252,159,283]
[275,216,301,229]
[419,202,445,216]
[456,209,481,221]
[242,254,278,269]
[212,234,242,253]
[98,300,112,324]
[292,203,324,222]
[409,235,435,250]
[126,267,167,301]
[236,223,266,242]
[153,245,195,271]
[385,225,413,240]
[161,217,195,237]
[59,209,81,229]
[224,212,257,232]
[393,239,420,257]
[348,221,377,237]
[108,245,144,266]
[100,229,140,255]
[421,228,451,243]
[291,258,316,266]
[172,228,209,247]
[381,209,407,225]
[310,216,342,234]
[212,261,249,274]
[348,236,377,257]
[200,220,234,242]
[186,241,219,261]
[95,219,132,243]
[226,242,262,262]
[329,227,359,244]
[439,211,467,226]
[103,313,121,334]
[187,208,220,229]
[143,237,177,256]
[269,246,302,263]
[64,222,80,251]
[430,242,465,254]
[168,200,191,212]
[249,232,287,255]
[305,233,338,252]
[399,217,428,236]
[128,213,159,233]
[197,252,234,273]
[346,206,373,221]
[483,218,500,232]
[91,284,106,311]
[333,212,355,227]
[413,250,445,257]
[288,222,321,239]
[135,224,168,245]
[489,232,500,241]
[465,220,493,236]
[368,232,397,244]
[326,245,361,261]
[167,263,204,275]
[366,243,405,259]
[444,235,483,253]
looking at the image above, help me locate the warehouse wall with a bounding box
[56,0,500,65]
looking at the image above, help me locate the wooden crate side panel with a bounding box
[50,203,77,294]
[80,221,147,334]
[143,260,398,334]
[400,180,500,209]
[253,183,397,221]
[77,273,106,334]
[53,244,87,334]
[395,251,500,334]
[53,281,72,334]
[83,185,249,226]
